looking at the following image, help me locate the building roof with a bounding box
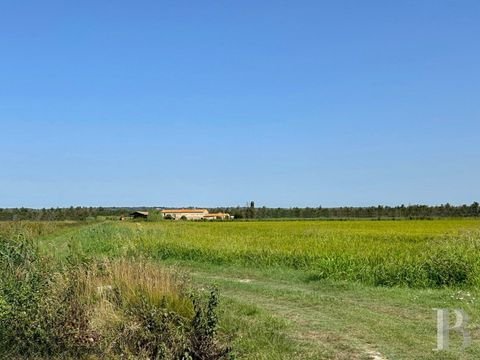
[130,211,149,216]
[161,209,208,214]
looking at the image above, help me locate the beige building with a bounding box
[161,209,208,220]
[160,209,230,220]
[203,213,231,220]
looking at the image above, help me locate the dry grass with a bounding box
[87,259,193,319]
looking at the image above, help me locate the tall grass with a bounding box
[0,220,78,239]
[50,219,480,288]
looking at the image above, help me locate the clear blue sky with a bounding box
[1,1,479,208]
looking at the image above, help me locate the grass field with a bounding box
[45,219,480,288]
[3,219,480,359]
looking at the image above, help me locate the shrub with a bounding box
[188,287,233,359]
[0,233,96,357]
[147,210,164,222]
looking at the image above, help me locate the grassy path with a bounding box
[179,263,480,360]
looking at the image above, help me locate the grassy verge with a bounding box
[0,223,233,359]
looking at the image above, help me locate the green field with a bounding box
[3,219,480,359]
[45,219,480,288]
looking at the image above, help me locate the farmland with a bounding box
[45,219,480,288]
[2,219,480,359]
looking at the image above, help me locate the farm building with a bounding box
[203,213,231,220]
[160,209,230,220]
[129,211,149,219]
[161,209,208,220]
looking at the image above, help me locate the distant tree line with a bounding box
[0,207,130,221]
[211,202,480,220]
[0,202,479,221]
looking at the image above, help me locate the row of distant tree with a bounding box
[0,202,479,221]
[212,202,480,219]
[0,207,130,221]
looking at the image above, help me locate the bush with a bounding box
[188,287,233,359]
[0,234,97,358]
[148,210,164,222]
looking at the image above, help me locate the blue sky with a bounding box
[1,1,479,208]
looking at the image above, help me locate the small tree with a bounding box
[147,210,163,222]
[246,201,255,219]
